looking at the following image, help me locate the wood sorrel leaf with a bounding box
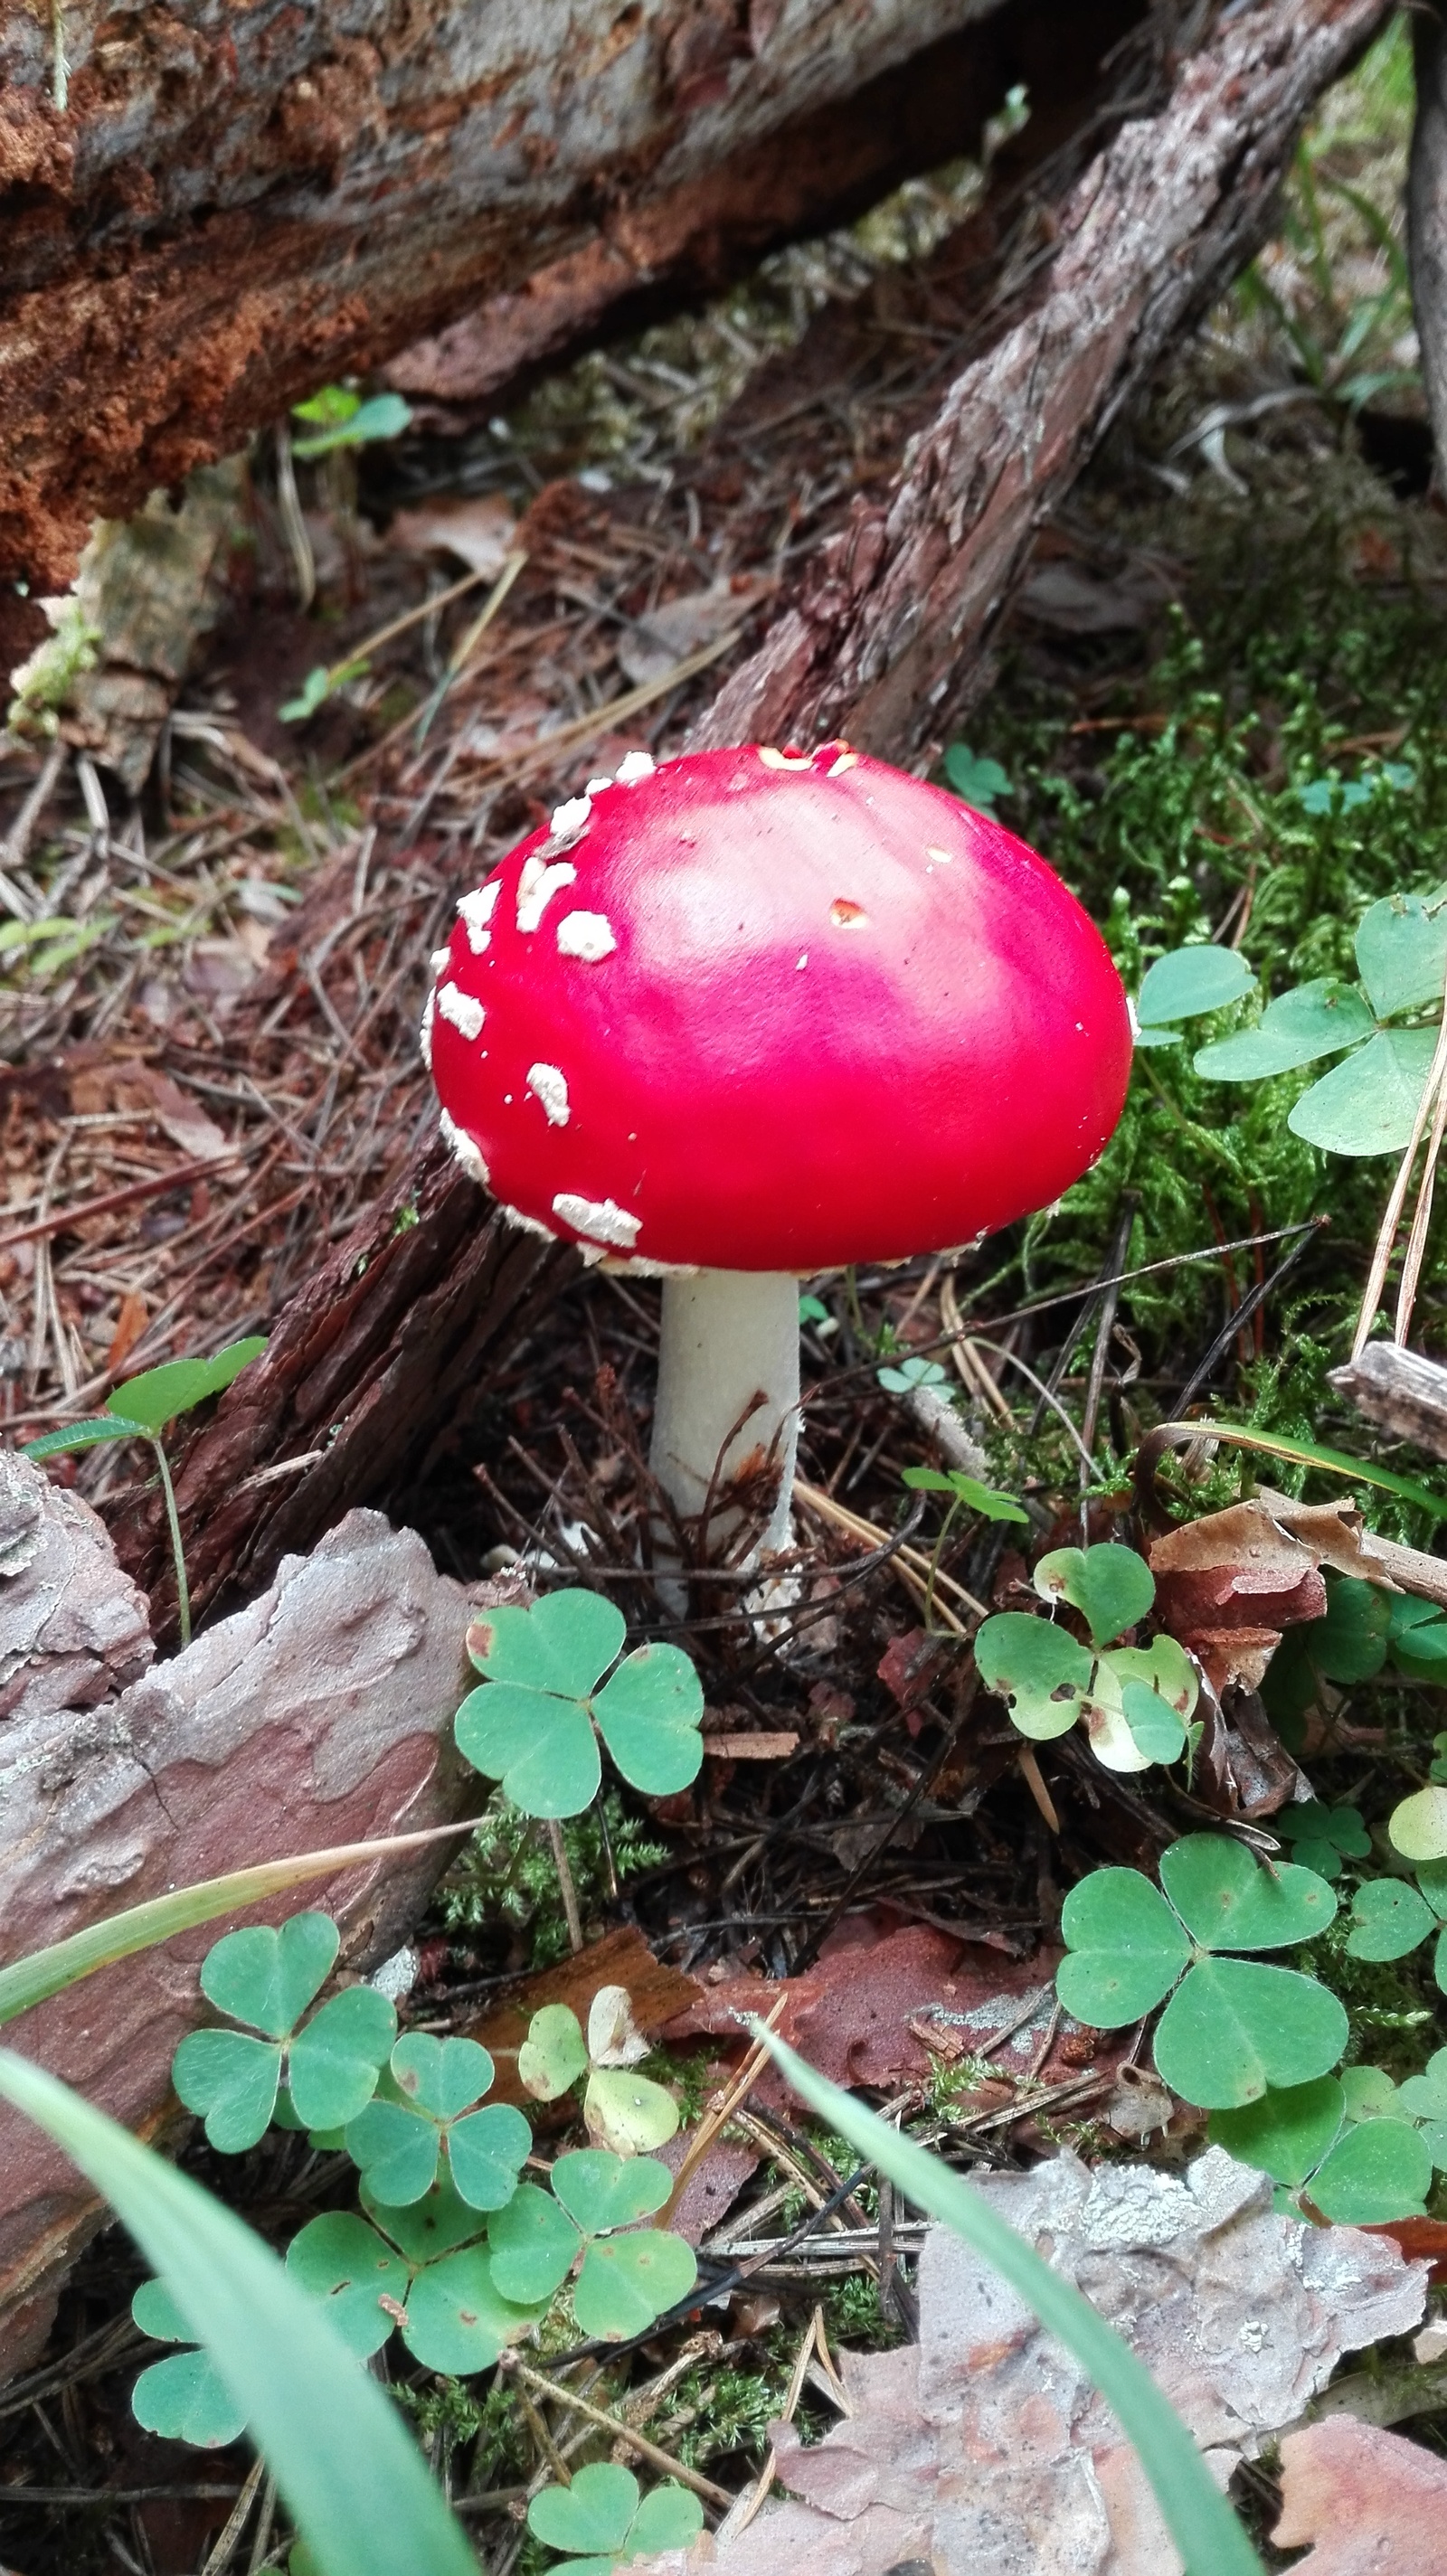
[1355,888,1447,1019]
[1209,2078,1346,2187]
[287,1987,395,2131]
[131,2343,249,2449]
[1138,945,1254,1026]
[591,1642,705,1795]
[391,2033,494,2122]
[1389,1786,1447,1863]
[285,2213,409,2358]
[1056,1870,1190,2024]
[1306,2118,1433,2222]
[1194,977,1374,1080]
[468,1590,625,1696]
[974,1612,1094,1740]
[583,2065,679,2156]
[1153,1958,1348,2108]
[172,2028,281,2153]
[1158,1835,1338,1949]
[200,1913,340,2039]
[1033,1543,1154,1645]
[551,2149,674,2238]
[445,2102,531,2209]
[454,1678,601,1816]
[487,2182,582,2304]
[518,2003,589,2100]
[573,2229,698,2340]
[1347,1878,1438,1960]
[345,2099,443,2206]
[1288,1026,1437,1156]
[362,2177,487,2263]
[401,2245,544,2374]
[529,2463,640,2558]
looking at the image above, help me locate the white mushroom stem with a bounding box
[650,1270,799,1559]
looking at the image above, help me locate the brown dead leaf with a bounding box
[657,2128,761,2247]
[103,1288,148,1375]
[387,492,516,579]
[1149,1499,1327,1694]
[616,576,773,685]
[467,1925,702,2110]
[630,2149,1427,2576]
[70,1062,230,1164]
[663,1918,1104,2110]
[1273,2417,1447,2574]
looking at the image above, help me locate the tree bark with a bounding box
[0,0,1052,590]
[686,0,1395,767]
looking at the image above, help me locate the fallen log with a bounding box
[106,1130,580,1643]
[687,0,1395,763]
[0,1460,488,2378]
[0,0,1140,590]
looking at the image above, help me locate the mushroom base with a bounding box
[649,1269,800,1565]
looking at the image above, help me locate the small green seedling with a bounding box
[287,2180,547,2377]
[130,2279,248,2449]
[23,1336,266,1647]
[1346,1854,1447,1991]
[289,385,413,459]
[343,2033,531,2209]
[1140,887,1447,1155]
[1210,2073,1433,2222]
[455,1591,705,1817]
[487,2148,698,2340]
[1271,1801,1371,1882]
[942,741,1012,819]
[975,1543,1197,1773]
[527,2464,704,2574]
[518,1988,679,2156]
[172,1913,395,2152]
[902,1466,1028,1525]
[877,1354,950,1396]
[1056,1834,1344,2107]
[279,657,371,724]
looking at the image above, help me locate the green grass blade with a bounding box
[0,2052,477,2576]
[0,1826,472,2026]
[755,2030,1264,2576]
[1168,1420,1447,1521]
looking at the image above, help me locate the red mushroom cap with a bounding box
[425,742,1131,1271]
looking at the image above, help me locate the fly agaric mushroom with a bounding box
[424,741,1131,1567]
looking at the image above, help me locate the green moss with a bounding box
[436,1790,667,1968]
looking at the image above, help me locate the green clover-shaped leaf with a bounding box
[877,1355,949,1394]
[1340,2065,1402,2122]
[1210,2077,1430,2221]
[591,1644,705,1796]
[345,2035,529,2209]
[528,2465,705,2574]
[284,2212,410,2358]
[943,741,1012,817]
[518,2004,590,2101]
[288,1987,398,2130]
[173,1914,394,2152]
[201,1913,340,2038]
[1390,1786,1447,1864]
[1194,978,1374,1081]
[551,2149,674,2236]
[173,2028,284,2153]
[574,2230,697,2340]
[402,2245,544,2374]
[1056,1870,1192,2024]
[1033,1543,1154,1646]
[583,2065,679,2156]
[1272,1800,1371,1882]
[1289,1026,1438,1156]
[901,1466,1028,1523]
[1058,1835,1344,2108]
[130,2281,248,2449]
[1347,1877,1439,1959]
[1085,1638,1196,1771]
[1397,2046,1447,2124]
[1138,945,1255,1029]
[974,1613,1094,1741]
[361,2176,488,2261]
[488,2181,584,2304]
[456,1592,704,1813]
[1356,889,1447,1020]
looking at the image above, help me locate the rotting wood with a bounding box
[686,0,1395,765]
[0,0,1115,590]
[1331,1338,1447,1463]
[106,1131,580,1644]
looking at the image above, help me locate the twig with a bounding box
[0,1150,246,1256]
[498,2356,732,2510]
[1354,948,1447,1356]
[544,1818,584,1954]
[663,1994,789,2222]
[199,2458,267,2576]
